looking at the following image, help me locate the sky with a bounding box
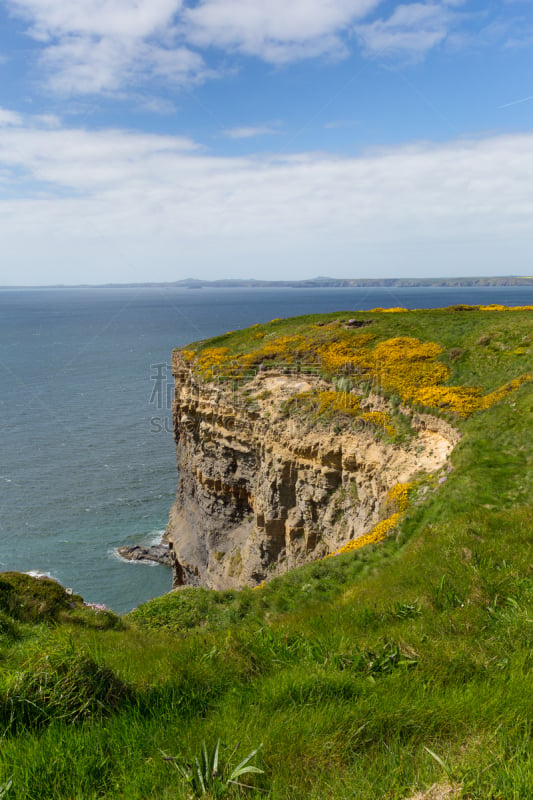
[0,0,532,285]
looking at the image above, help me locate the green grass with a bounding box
[179,306,532,389]
[1,308,532,798]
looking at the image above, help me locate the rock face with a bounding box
[166,352,459,590]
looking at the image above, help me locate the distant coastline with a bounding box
[2,275,533,290]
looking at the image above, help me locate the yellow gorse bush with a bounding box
[327,482,412,558]
[479,374,533,408]
[282,390,362,422]
[283,390,398,436]
[276,388,401,441]
[317,333,375,371]
[316,391,361,416]
[414,385,482,417]
[329,513,402,556]
[372,337,449,399]
[370,307,408,313]
[195,347,231,376]
[258,335,304,358]
[478,304,533,311]
[360,411,396,437]
[319,335,532,417]
[386,481,411,513]
[178,317,532,418]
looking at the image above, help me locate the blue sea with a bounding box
[1,284,532,613]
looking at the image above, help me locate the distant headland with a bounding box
[3,275,533,289]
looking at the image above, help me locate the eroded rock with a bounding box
[166,353,459,589]
[117,544,171,566]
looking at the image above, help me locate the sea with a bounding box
[1,284,532,613]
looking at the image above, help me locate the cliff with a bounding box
[165,351,459,590]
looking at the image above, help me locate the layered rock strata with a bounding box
[166,352,459,590]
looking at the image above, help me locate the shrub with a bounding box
[0,644,132,734]
[0,573,82,623]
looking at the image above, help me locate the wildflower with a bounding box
[84,602,109,612]
[326,483,412,558]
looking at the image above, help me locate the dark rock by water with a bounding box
[117,544,171,566]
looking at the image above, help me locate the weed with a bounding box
[0,779,12,798]
[390,600,422,620]
[163,739,264,797]
[433,576,464,611]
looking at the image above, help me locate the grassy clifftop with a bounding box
[177,304,532,414]
[0,306,532,799]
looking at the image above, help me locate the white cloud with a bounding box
[183,0,381,62]
[34,113,61,127]
[7,0,184,40]
[41,35,137,94]
[355,3,453,60]
[223,125,281,139]
[42,36,205,94]
[5,0,389,95]
[4,0,491,95]
[0,108,23,126]
[6,0,205,93]
[138,96,177,115]
[0,111,532,282]
[0,117,197,191]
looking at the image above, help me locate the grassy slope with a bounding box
[0,308,532,800]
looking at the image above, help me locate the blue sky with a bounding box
[0,0,532,285]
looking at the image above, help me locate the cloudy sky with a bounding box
[1,0,532,284]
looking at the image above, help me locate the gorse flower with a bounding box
[177,309,532,418]
[315,390,361,416]
[318,335,532,418]
[327,482,413,558]
[360,411,396,437]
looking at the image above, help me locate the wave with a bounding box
[24,569,60,582]
[146,528,166,546]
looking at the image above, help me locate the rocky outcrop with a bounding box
[117,544,171,566]
[166,353,459,590]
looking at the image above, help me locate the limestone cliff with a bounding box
[166,352,459,590]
